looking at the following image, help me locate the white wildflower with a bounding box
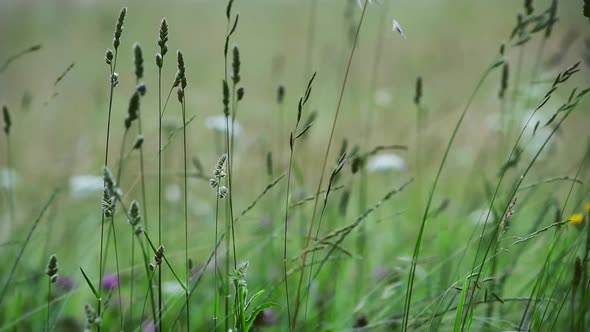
[162,281,184,296]
[206,115,243,138]
[469,208,496,225]
[69,175,103,199]
[165,184,181,203]
[367,154,406,172]
[374,88,393,107]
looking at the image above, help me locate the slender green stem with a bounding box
[157,65,164,332]
[98,49,118,331]
[4,135,14,232]
[213,196,220,331]
[129,231,135,324]
[180,93,190,331]
[46,279,51,332]
[401,62,498,331]
[109,214,123,331]
[283,142,297,331]
[291,1,368,328]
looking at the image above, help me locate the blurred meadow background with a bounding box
[1,0,590,331]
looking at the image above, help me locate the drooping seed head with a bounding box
[133,43,144,80]
[46,254,59,283]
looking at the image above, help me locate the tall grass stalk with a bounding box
[97,8,126,331]
[222,1,239,328]
[173,48,190,330]
[401,57,503,331]
[291,1,367,328]
[129,42,146,325]
[45,255,58,332]
[283,72,316,330]
[155,17,169,332]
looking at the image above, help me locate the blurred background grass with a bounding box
[0,0,589,330]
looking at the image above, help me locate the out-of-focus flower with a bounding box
[366,154,406,173]
[102,273,119,290]
[374,88,393,108]
[69,175,103,199]
[469,208,496,225]
[142,320,156,332]
[585,202,590,213]
[162,281,184,296]
[206,115,243,138]
[569,213,584,226]
[253,309,277,328]
[0,168,17,190]
[165,184,181,203]
[56,275,77,293]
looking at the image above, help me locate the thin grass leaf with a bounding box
[80,267,100,300]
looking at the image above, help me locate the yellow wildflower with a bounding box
[569,213,585,226]
[585,202,590,213]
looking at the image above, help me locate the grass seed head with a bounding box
[237,87,244,101]
[113,7,127,50]
[105,49,114,65]
[158,18,169,56]
[277,84,285,104]
[128,200,142,226]
[2,105,11,136]
[133,43,144,80]
[46,254,58,283]
[231,44,241,85]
